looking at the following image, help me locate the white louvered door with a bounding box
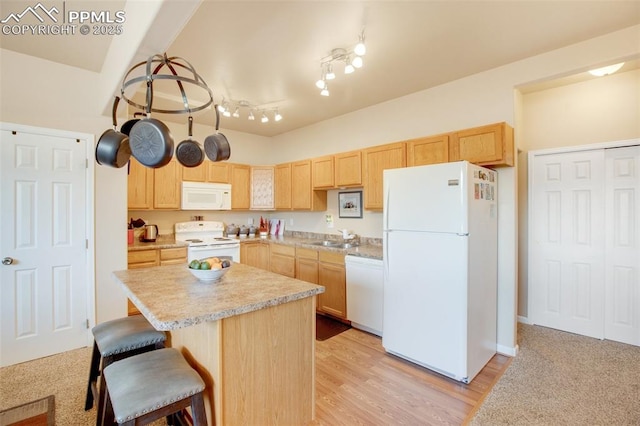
[530,143,640,346]
[0,129,88,366]
[604,146,640,346]
[530,150,606,339]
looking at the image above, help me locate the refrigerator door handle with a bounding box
[383,183,391,230]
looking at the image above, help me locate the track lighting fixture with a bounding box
[217,99,283,124]
[314,30,366,96]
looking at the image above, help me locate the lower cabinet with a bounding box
[240,241,270,270]
[127,246,187,315]
[269,244,296,278]
[317,251,347,319]
[295,247,319,284]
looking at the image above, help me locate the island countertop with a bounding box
[112,262,324,331]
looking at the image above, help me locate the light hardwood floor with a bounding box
[313,328,511,425]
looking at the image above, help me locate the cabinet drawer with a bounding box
[160,247,187,261]
[319,250,345,265]
[128,249,157,264]
[270,244,296,257]
[296,247,318,260]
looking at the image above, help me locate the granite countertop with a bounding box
[127,237,189,251]
[127,232,383,260]
[113,262,324,331]
[237,235,383,260]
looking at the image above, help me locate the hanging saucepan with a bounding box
[120,112,145,136]
[176,116,204,168]
[204,105,231,162]
[128,80,174,168]
[95,96,131,168]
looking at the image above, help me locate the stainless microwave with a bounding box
[181,182,232,210]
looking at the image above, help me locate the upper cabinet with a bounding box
[274,163,292,210]
[450,122,514,167]
[181,162,207,182]
[406,134,449,167]
[153,158,181,209]
[363,142,406,210]
[128,158,154,210]
[251,166,275,210]
[312,156,335,189]
[230,163,251,210]
[291,160,327,211]
[208,162,231,183]
[334,150,362,187]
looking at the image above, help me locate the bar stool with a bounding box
[102,348,207,425]
[84,315,166,424]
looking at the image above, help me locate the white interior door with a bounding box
[604,146,640,346]
[1,129,89,366]
[530,149,606,339]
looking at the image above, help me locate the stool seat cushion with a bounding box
[93,315,166,357]
[103,348,205,424]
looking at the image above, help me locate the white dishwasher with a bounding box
[345,255,383,337]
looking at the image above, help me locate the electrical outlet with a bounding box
[289,218,294,226]
[248,217,254,225]
[325,214,334,228]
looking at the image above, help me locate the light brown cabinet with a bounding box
[208,162,231,183]
[274,163,292,210]
[230,163,251,209]
[269,243,296,278]
[182,161,232,183]
[406,134,450,167]
[317,251,346,319]
[450,122,514,167]
[334,150,362,187]
[153,158,181,209]
[295,247,319,284]
[127,246,187,314]
[127,158,154,210]
[181,162,207,182]
[128,156,180,210]
[240,241,270,270]
[312,156,335,189]
[291,160,327,211]
[362,142,406,210]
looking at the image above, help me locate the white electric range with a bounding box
[175,221,240,263]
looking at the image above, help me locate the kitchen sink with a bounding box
[309,240,359,249]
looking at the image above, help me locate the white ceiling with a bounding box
[1,1,639,137]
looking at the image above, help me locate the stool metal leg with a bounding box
[85,341,101,411]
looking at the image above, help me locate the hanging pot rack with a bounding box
[120,53,214,115]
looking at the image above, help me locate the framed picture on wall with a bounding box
[338,191,363,218]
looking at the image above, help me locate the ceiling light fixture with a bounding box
[314,30,366,96]
[217,99,283,124]
[588,62,625,77]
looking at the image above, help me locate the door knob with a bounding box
[2,257,14,265]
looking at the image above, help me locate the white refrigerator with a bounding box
[382,161,498,383]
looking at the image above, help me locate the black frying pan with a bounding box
[204,105,231,162]
[95,96,131,168]
[129,80,175,168]
[176,116,204,168]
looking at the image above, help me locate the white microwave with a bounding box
[181,182,232,210]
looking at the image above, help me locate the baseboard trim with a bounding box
[497,344,518,357]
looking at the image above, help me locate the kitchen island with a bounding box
[112,262,324,425]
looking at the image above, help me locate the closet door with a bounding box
[604,146,640,346]
[530,150,606,339]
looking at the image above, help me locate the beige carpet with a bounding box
[471,323,640,425]
[0,347,94,425]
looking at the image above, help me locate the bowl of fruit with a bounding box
[188,256,232,282]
